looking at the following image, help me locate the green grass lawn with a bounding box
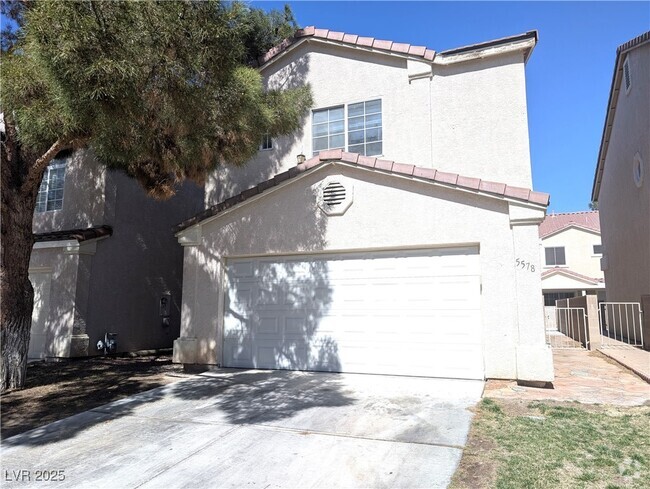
[451,398,650,489]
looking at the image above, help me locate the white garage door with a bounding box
[223,247,483,379]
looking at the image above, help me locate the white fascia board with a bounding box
[33,235,109,255]
[435,38,536,66]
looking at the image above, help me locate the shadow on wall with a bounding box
[206,54,311,206]
[186,175,341,373]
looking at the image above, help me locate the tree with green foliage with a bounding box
[0,0,312,391]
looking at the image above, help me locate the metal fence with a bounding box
[546,307,588,349]
[599,302,644,348]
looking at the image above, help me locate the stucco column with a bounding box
[173,236,201,364]
[173,227,222,366]
[509,203,555,382]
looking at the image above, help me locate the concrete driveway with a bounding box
[1,369,484,488]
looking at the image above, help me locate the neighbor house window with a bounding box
[36,160,66,212]
[593,244,603,255]
[545,247,566,266]
[312,99,382,157]
[260,133,273,151]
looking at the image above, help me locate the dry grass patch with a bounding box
[451,398,650,489]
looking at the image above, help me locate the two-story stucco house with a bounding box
[172,27,555,382]
[592,32,649,333]
[29,150,204,360]
[539,211,605,305]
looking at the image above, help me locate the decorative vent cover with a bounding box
[317,176,353,216]
[323,182,346,207]
[623,57,631,93]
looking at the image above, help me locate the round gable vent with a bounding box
[317,176,353,216]
[323,181,346,208]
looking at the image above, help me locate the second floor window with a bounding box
[545,247,566,266]
[312,99,382,157]
[260,133,273,151]
[593,244,603,254]
[36,160,66,213]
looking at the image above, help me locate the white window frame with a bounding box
[592,244,603,256]
[36,161,66,213]
[260,133,273,151]
[544,246,566,267]
[311,98,383,157]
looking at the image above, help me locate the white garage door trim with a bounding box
[221,247,484,379]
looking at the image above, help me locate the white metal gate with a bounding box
[546,307,588,349]
[599,302,644,348]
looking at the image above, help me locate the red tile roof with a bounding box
[34,225,113,243]
[175,150,550,233]
[541,267,604,285]
[539,211,600,238]
[254,26,538,68]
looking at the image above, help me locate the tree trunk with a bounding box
[0,124,58,392]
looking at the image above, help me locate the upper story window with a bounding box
[36,160,66,213]
[260,133,273,151]
[545,247,566,266]
[593,244,603,255]
[312,99,382,157]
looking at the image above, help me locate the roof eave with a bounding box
[592,31,650,202]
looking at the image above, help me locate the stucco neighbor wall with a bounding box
[30,150,205,358]
[205,42,533,207]
[598,42,650,304]
[84,171,204,354]
[541,228,604,280]
[176,164,552,381]
[29,246,83,358]
[32,150,108,234]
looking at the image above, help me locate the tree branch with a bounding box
[21,137,86,197]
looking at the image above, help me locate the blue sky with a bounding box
[254,1,650,212]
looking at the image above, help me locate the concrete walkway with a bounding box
[1,369,484,488]
[486,349,650,406]
[598,341,650,383]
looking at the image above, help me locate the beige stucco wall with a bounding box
[598,42,650,303]
[541,227,604,281]
[32,150,108,234]
[206,42,533,206]
[28,246,83,358]
[177,164,552,381]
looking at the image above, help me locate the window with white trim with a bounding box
[36,160,66,212]
[260,133,273,151]
[545,247,566,266]
[593,244,603,255]
[312,99,382,157]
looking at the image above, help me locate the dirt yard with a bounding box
[1,354,189,439]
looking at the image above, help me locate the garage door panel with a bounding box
[223,248,483,379]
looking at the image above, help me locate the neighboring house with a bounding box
[592,32,650,311]
[539,211,606,306]
[29,150,204,360]
[173,27,554,382]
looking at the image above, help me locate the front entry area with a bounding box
[222,247,483,379]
